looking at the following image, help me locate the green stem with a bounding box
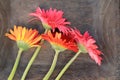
[55,50,81,80]
[21,29,48,80]
[8,48,23,80]
[21,46,41,80]
[43,50,60,80]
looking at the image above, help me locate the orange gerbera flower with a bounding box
[30,7,70,33]
[71,28,102,65]
[42,30,78,52]
[5,25,42,50]
[42,30,78,80]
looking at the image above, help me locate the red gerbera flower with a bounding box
[30,7,70,33]
[42,30,78,52]
[71,28,102,65]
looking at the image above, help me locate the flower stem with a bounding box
[21,46,41,80]
[8,48,23,80]
[21,29,48,80]
[55,50,81,80]
[43,50,60,80]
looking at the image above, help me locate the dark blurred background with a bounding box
[0,0,119,80]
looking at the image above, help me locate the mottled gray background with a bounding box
[0,0,119,80]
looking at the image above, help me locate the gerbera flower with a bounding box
[30,7,70,33]
[71,28,102,65]
[42,30,78,52]
[55,28,103,80]
[42,30,78,80]
[5,25,42,80]
[5,25,42,50]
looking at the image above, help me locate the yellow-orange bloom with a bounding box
[5,25,42,50]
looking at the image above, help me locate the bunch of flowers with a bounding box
[5,7,103,80]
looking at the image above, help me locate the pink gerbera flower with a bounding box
[71,28,102,65]
[30,7,70,33]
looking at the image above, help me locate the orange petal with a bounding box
[25,29,33,41]
[5,33,16,40]
[10,29,15,35]
[21,27,26,40]
[17,27,23,40]
[30,35,41,45]
[27,30,38,42]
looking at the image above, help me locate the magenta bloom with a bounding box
[71,28,102,65]
[30,7,70,33]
